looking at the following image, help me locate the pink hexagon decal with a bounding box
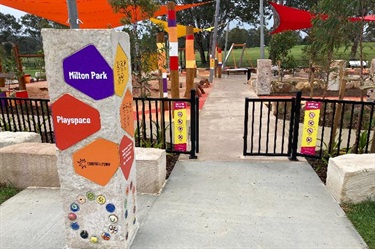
[52,94,100,150]
[119,135,134,180]
[73,138,120,186]
[63,45,114,100]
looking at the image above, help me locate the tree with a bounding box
[0,13,21,44]
[20,14,67,43]
[268,31,299,80]
[219,27,248,48]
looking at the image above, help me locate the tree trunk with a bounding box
[195,33,206,65]
[349,35,359,59]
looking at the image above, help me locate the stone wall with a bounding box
[0,143,58,188]
[0,132,41,149]
[326,154,375,204]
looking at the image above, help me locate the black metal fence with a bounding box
[244,92,375,160]
[134,89,199,159]
[0,97,54,143]
[0,91,199,158]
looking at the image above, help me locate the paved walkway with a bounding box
[0,74,367,248]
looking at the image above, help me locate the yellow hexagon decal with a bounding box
[114,44,129,97]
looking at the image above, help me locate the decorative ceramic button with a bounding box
[125,210,128,219]
[133,205,136,213]
[126,232,129,240]
[86,191,95,201]
[77,195,86,204]
[133,217,136,225]
[106,203,116,213]
[70,203,80,212]
[89,236,98,243]
[80,230,88,239]
[70,222,80,230]
[109,214,118,223]
[125,187,129,196]
[124,199,127,208]
[96,195,106,205]
[101,232,111,240]
[68,212,77,221]
[109,225,118,234]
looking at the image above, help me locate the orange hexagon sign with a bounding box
[114,44,129,97]
[73,138,120,186]
[119,135,134,180]
[52,94,101,150]
[120,90,134,137]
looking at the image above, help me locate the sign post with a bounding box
[42,29,137,248]
[301,101,321,155]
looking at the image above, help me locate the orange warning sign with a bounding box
[73,138,120,186]
[120,90,134,137]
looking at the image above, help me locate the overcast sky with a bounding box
[0,5,27,18]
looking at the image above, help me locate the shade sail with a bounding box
[270,2,375,34]
[0,0,210,28]
[150,18,201,38]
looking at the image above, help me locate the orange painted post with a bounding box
[184,26,195,99]
[218,47,222,78]
[167,2,179,99]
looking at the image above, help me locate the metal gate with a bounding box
[243,92,375,160]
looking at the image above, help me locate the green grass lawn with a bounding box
[342,201,375,249]
[0,183,21,205]
[197,42,375,68]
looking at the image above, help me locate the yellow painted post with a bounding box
[184,26,195,99]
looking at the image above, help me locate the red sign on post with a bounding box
[119,135,134,180]
[52,94,101,150]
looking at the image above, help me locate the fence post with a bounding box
[195,95,200,153]
[243,98,249,156]
[289,91,302,161]
[189,89,198,159]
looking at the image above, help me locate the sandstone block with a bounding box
[326,154,375,204]
[135,148,166,194]
[256,59,272,95]
[370,59,375,75]
[0,143,58,188]
[0,132,41,149]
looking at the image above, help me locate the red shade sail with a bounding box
[0,1,210,28]
[270,2,375,34]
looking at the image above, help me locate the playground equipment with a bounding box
[222,43,253,75]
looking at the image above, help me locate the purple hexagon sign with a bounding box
[63,45,114,100]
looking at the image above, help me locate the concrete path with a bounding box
[0,74,367,248]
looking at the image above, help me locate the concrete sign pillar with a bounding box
[256,59,271,95]
[42,29,137,248]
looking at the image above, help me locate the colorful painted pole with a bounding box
[218,47,222,78]
[167,1,179,99]
[157,32,168,98]
[214,45,218,77]
[184,26,195,98]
